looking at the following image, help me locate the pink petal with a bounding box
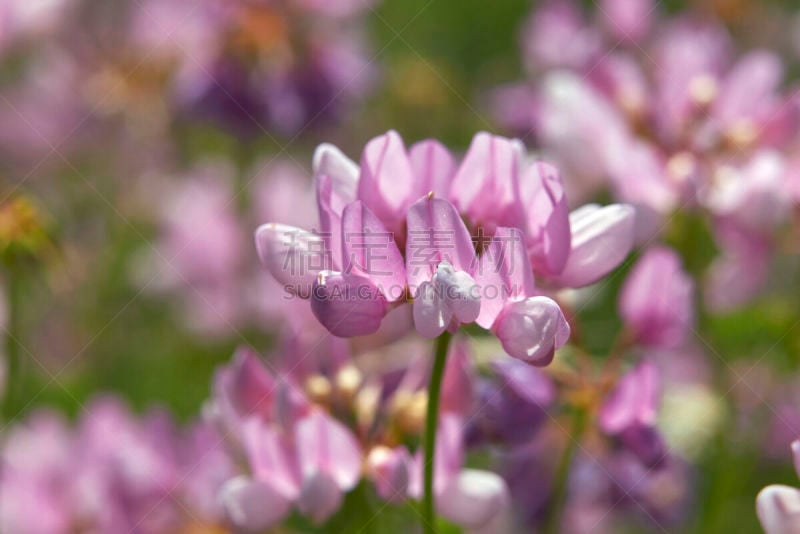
[756,485,800,534]
[310,271,387,337]
[437,469,510,531]
[554,204,635,288]
[409,139,456,199]
[599,0,655,43]
[220,347,275,419]
[409,414,464,498]
[412,280,452,339]
[651,19,731,138]
[295,410,363,491]
[296,471,344,524]
[475,227,535,329]
[313,143,359,272]
[537,73,630,193]
[312,143,359,209]
[357,130,415,231]
[273,377,312,431]
[341,200,406,301]
[450,132,524,231]
[598,360,660,433]
[522,0,600,69]
[412,263,480,338]
[519,161,571,276]
[316,174,345,270]
[255,223,331,297]
[366,446,412,503]
[713,51,783,128]
[619,246,693,348]
[492,358,556,406]
[606,140,678,217]
[241,419,301,499]
[493,296,570,366]
[219,476,292,532]
[405,196,477,292]
[704,222,771,312]
[440,339,474,417]
[434,263,480,324]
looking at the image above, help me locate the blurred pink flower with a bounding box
[0,397,233,533]
[494,2,800,310]
[619,246,694,348]
[599,360,666,466]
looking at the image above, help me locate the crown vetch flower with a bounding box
[256,130,635,364]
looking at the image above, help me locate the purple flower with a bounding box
[599,360,666,467]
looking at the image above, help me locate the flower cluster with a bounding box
[0,396,232,533]
[256,130,635,364]
[492,0,800,311]
[208,341,509,531]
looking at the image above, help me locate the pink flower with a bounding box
[221,409,363,529]
[257,131,634,362]
[619,246,694,348]
[0,397,234,533]
[599,360,665,466]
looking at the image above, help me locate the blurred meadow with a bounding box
[2,0,800,533]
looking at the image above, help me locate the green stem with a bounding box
[422,331,452,534]
[2,266,21,420]
[544,408,588,534]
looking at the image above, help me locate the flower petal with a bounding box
[255,223,330,297]
[241,419,301,499]
[619,246,693,348]
[406,196,477,292]
[295,410,363,491]
[357,130,415,230]
[296,471,343,525]
[434,262,481,325]
[450,132,524,230]
[313,142,359,208]
[341,200,406,301]
[367,446,412,503]
[409,139,455,199]
[475,227,535,329]
[713,51,783,128]
[554,203,635,288]
[316,174,345,270]
[437,469,510,531]
[756,485,800,534]
[310,271,387,337]
[219,476,291,532]
[519,161,572,276]
[598,360,660,433]
[412,280,451,339]
[493,296,570,366]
